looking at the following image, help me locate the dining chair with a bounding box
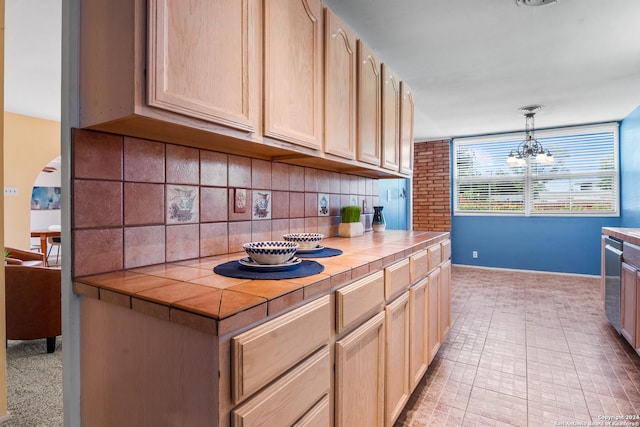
[47,225,61,266]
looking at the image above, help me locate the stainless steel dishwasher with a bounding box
[604,236,623,333]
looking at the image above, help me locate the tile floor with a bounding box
[396,266,640,427]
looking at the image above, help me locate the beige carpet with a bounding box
[5,337,62,426]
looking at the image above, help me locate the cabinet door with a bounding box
[399,82,414,175]
[324,7,357,160]
[427,268,441,363]
[357,40,382,166]
[231,347,330,427]
[148,0,260,132]
[621,262,637,347]
[335,311,385,427]
[409,278,428,391]
[385,292,410,427]
[440,261,452,340]
[264,0,323,149]
[381,64,400,171]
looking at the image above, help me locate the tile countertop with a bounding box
[602,227,640,247]
[73,230,449,337]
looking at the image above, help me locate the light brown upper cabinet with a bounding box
[147,0,261,133]
[399,82,415,175]
[324,8,357,160]
[264,0,324,150]
[357,41,382,166]
[79,0,411,178]
[381,64,401,171]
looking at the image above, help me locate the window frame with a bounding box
[453,123,620,217]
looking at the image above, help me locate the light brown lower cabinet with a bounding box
[385,292,411,427]
[293,394,331,427]
[335,311,386,427]
[409,278,429,390]
[439,260,452,340]
[621,262,638,347]
[231,295,331,403]
[427,267,441,363]
[231,346,330,427]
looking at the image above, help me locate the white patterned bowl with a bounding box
[242,241,299,265]
[282,233,324,250]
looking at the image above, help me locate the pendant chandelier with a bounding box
[506,105,554,167]
[515,0,558,6]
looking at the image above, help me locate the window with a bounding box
[453,123,619,216]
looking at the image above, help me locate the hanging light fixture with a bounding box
[515,0,558,6]
[506,105,554,167]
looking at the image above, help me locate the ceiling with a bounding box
[5,0,640,141]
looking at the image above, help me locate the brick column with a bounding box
[413,139,451,231]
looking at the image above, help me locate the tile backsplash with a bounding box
[72,129,379,277]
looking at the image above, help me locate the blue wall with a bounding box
[377,179,409,230]
[620,105,640,227]
[450,109,640,275]
[451,216,620,275]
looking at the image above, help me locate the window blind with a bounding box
[453,123,619,216]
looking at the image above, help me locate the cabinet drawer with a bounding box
[336,271,384,334]
[232,295,330,403]
[441,239,451,262]
[293,394,330,427]
[410,250,428,282]
[385,259,411,300]
[624,242,640,268]
[232,346,330,427]
[427,244,442,272]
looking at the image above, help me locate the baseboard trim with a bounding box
[452,263,599,279]
[0,412,12,423]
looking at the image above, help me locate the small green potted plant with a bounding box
[338,206,364,237]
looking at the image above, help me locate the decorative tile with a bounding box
[318,193,329,216]
[252,190,271,220]
[166,185,199,224]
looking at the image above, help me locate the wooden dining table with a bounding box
[30,229,61,265]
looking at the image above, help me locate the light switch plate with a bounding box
[4,187,18,196]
